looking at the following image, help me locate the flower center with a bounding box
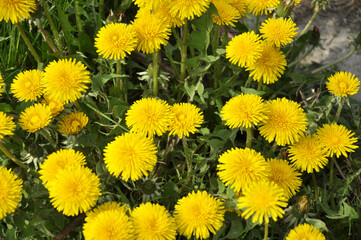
[338,81,348,92]
[24,81,32,88]
[31,115,40,124]
[176,113,185,122]
[71,120,81,130]
[330,136,340,146]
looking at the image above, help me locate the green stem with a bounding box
[15,23,41,63]
[99,0,104,18]
[333,97,345,123]
[300,7,319,36]
[153,51,159,96]
[179,137,193,193]
[311,48,356,74]
[211,24,221,89]
[115,60,125,100]
[244,76,253,88]
[165,45,180,80]
[254,15,260,32]
[40,130,57,150]
[264,222,269,240]
[74,0,82,33]
[246,127,253,148]
[180,21,189,85]
[288,47,314,68]
[329,156,336,210]
[0,143,40,178]
[257,80,263,91]
[265,142,278,158]
[312,172,319,202]
[40,0,63,51]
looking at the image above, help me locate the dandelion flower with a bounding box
[43,58,91,103]
[152,3,186,28]
[58,112,88,135]
[316,123,358,158]
[95,22,137,60]
[0,73,5,96]
[169,103,203,139]
[288,134,328,173]
[19,103,52,133]
[47,166,101,216]
[260,18,298,47]
[132,0,170,10]
[104,132,157,181]
[83,202,133,240]
[294,0,302,6]
[267,158,302,199]
[126,98,172,137]
[247,42,287,84]
[11,69,44,101]
[131,202,177,240]
[168,0,211,20]
[211,0,242,27]
[39,149,86,186]
[221,93,269,129]
[259,98,308,146]
[246,0,281,16]
[174,191,225,240]
[133,10,171,54]
[286,223,326,240]
[0,0,36,23]
[0,167,23,220]
[217,147,269,192]
[226,31,263,67]
[237,181,288,224]
[326,71,360,97]
[0,112,16,141]
[229,0,247,16]
[43,95,64,117]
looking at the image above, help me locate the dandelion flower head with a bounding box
[168,0,211,20]
[0,166,23,220]
[260,18,298,47]
[267,158,302,199]
[132,0,170,10]
[286,223,326,240]
[217,147,269,192]
[95,22,137,60]
[246,42,287,84]
[316,123,358,158]
[47,166,101,216]
[288,134,328,173]
[246,0,281,16]
[237,181,288,224]
[0,0,36,23]
[58,112,88,135]
[221,93,269,129]
[226,31,263,67]
[0,73,5,96]
[229,0,247,16]
[174,191,225,240]
[39,149,86,186]
[326,71,360,97]
[259,98,308,146]
[11,69,44,102]
[211,0,242,27]
[19,103,52,133]
[104,132,157,181]
[43,94,64,117]
[83,202,133,240]
[126,98,172,137]
[0,112,16,141]
[43,58,91,103]
[131,202,177,240]
[169,103,203,139]
[149,3,186,28]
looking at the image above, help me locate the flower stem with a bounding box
[40,0,63,51]
[288,47,314,68]
[329,156,336,210]
[254,15,260,32]
[311,48,356,74]
[0,142,40,178]
[264,222,269,240]
[179,137,193,193]
[99,0,104,18]
[15,23,41,63]
[180,21,189,86]
[257,80,263,91]
[300,7,319,36]
[246,127,253,148]
[40,130,58,150]
[333,97,345,123]
[115,59,125,100]
[74,0,82,33]
[211,24,221,89]
[244,76,253,88]
[265,142,278,158]
[165,45,180,80]
[312,172,319,202]
[153,51,159,96]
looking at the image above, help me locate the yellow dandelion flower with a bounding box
[294,0,302,6]
[211,0,242,27]
[0,112,16,141]
[246,0,281,16]
[47,166,101,216]
[326,71,360,97]
[43,95,64,117]
[169,103,203,139]
[237,181,288,224]
[39,149,86,186]
[260,18,298,47]
[0,167,23,220]
[126,98,172,137]
[0,0,36,23]
[286,223,326,240]
[229,0,247,16]
[132,10,171,54]
[104,132,157,181]
[83,202,133,240]
[0,73,5,96]
[259,98,308,146]
[131,202,177,240]
[217,147,269,192]
[220,93,269,129]
[11,69,44,101]
[58,112,88,135]
[43,58,91,103]
[267,158,302,199]
[132,0,170,10]
[95,22,137,60]
[246,42,287,84]
[19,103,52,133]
[316,123,358,158]
[174,191,225,240]
[226,31,263,67]
[153,3,186,27]
[168,0,211,20]
[288,134,328,173]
